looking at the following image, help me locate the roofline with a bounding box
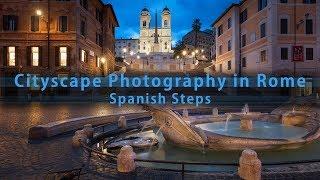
[211,0,247,27]
[105,4,119,27]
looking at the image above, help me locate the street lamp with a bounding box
[123,48,127,54]
[100,57,106,64]
[122,48,127,62]
[192,51,196,64]
[36,10,43,16]
[182,50,187,71]
[35,9,50,69]
[182,50,187,56]
[100,57,106,76]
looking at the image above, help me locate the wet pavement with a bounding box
[0,102,280,179]
[0,103,143,179]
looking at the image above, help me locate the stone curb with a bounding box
[29,111,150,140]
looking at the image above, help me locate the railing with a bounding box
[78,115,320,179]
[81,140,320,180]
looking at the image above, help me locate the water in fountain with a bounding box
[201,144,206,155]
[148,126,164,152]
[138,119,154,136]
[224,114,232,131]
[242,104,249,114]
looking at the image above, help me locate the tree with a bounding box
[192,18,202,32]
[192,18,202,49]
[173,40,186,58]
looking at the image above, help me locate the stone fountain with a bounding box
[145,105,320,151]
[226,104,264,131]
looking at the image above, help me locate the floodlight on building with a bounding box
[123,48,127,53]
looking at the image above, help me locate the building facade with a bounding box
[139,7,173,54]
[213,0,320,78]
[115,38,139,58]
[0,0,119,96]
[182,29,215,61]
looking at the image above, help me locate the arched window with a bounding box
[143,21,147,27]
[164,20,168,27]
[165,42,168,49]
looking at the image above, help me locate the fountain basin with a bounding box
[146,106,320,151]
[196,121,308,140]
[282,112,307,127]
[106,136,159,150]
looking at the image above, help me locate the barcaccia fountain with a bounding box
[144,104,320,151]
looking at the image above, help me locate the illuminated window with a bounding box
[31,47,39,66]
[81,50,87,62]
[8,46,16,66]
[59,47,67,66]
[97,57,101,68]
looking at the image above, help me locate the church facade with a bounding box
[125,6,198,73]
[139,7,173,54]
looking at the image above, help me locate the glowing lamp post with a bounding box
[35,9,50,69]
[192,51,196,64]
[36,10,43,16]
[122,48,127,64]
[130,51,134,64]
[100,57,106,75]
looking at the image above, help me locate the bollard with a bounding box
[238,149,261,180]
[212,107,219,117]
[182,109,189,118]
[118,116,127,129]
[72,130,87,148]
[117,145,136,173]
[83,124,94,138]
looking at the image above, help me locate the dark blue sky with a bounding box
[104,0,239,45]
